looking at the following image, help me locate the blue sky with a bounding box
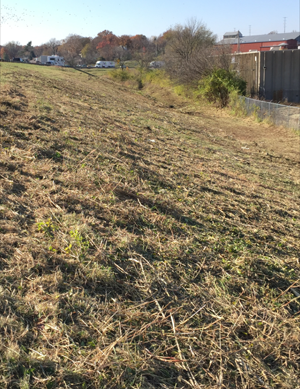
[1,0,300,46]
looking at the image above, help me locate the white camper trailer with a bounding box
[35,55,65,66]
[95,61,115,68]
[149,61,165,68]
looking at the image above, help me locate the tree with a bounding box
[130,34,155,68]
[58,35,90,66]
[119,35,132,50]
[0,47,9,61]
[169,20,216,61]
[96,32,119,60]
[4,41,21,59]
[115,35,133,64]
[33,44,47,57]
[96,30,113,39]
[92,30,113,53]
[46,38,61,55]
[150,33,170,57]
[23,41,36,60]
[164,19,217,84]
[130,34,149,53]
[81,42,98,64]
[114,46,131,68]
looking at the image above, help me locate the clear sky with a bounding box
[1,0,300,46]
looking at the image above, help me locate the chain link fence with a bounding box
[240,97,300,132]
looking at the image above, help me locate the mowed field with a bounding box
[0,62,300,389]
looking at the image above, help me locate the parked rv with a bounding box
[95,61,115,68]
[35,55,65,66]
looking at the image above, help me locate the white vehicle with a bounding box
[149,61,165,68]
[95,61,115,68]
[35,55,65,66]
[47,56,65,66]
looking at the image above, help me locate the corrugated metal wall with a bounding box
[235,50,300,103]
[232,53,259,96]
[260,50,300,103]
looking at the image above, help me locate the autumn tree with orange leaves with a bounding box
[93,31,135,61]
[118,35,132,50]
[129,34,155,68]
[0,47,8,60]
[96,32,119,60]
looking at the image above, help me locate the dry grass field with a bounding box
[0,62,300,389]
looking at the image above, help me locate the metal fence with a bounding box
[240,97,300,131]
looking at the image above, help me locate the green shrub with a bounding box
[110,68,132,81]
[174,85,186,96]
[110,68,146,89]
[143,69,170,86]
[199,69,246,108]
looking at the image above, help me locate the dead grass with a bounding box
[0,62,300,388]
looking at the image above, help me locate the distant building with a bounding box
[219,31,300,52]
[223,31,243,40]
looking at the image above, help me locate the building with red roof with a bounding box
[219,31,300,53]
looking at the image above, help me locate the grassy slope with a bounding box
[0,62,300,389]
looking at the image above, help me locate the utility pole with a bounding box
[284,17,286,33]
[249,25,251,36]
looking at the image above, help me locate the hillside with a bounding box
[0,62,300,389]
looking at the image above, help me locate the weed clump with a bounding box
[109,68,132,81]
[229,90,248,116]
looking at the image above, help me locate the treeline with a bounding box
[0,20,226,72]
[0,30,170,65]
